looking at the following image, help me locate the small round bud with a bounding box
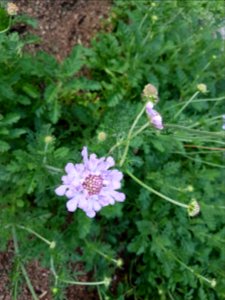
[188,199,200,217]
[116,258,123,268]
[211,279,217,288]
[97,131,107,142]
[104,277,111,288]
[212,55,217,60]
[7,3,19,15]
[52,287,58,294]
[152,15,158,22]
[197,83,208,94]
[187,185,194,192]
[49,241,56,249]
[151,2,156,7]
[44,135,54,144]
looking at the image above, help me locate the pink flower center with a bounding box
[82,174,103,196]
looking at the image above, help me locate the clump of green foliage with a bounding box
[0,0,225,299]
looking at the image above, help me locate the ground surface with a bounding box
[0,0,111,299]
[15,0,111,60]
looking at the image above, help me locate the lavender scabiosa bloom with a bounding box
[146,101,164,130]
[55,147,125,218]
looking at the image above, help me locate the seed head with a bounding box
[97,131,107,142]
[7,2,19,15]
[143,83,158,103]
[188,199,200,217]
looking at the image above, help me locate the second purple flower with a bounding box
[146,101,164,130]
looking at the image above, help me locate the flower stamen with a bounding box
[82,174,103,196]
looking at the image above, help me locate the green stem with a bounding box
[61,279,107,286]
[166,123,224,137]
[174,91,199,119]
[119,105,147,167]
[17,225,52,246]
[45,165,63,173]
[0,17,12,34]
[126,170,188,209]
[12,226,39,300]
[50,256,59,286]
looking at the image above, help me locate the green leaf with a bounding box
[0,8,10,31]
[0,140,10,152]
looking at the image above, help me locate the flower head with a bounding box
[146,102,164,130]
[55,147,125,218]
[7,2,19,15]
[188,199,200,217]
[142,83,159,104]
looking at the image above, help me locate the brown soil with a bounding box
[1,1,112,299]
[14,0,112,60]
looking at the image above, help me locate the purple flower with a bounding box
[55,147,125,218]
[146,102,164,130]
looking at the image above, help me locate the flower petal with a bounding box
[55,185,67,196]
[81,146,88,165]
[66,198,78,212]
[65,163,74,174]
[111,191,126,202]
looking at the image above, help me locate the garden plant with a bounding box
[0,0,225,299]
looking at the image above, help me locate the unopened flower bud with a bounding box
[49,241,56,249]
[197,83,208,94]
[7,2,19,15]
[188,199,200,217]
[152,15,158,22]
[97,131,107,142]
[187,185,194,192]
[211,279,217,288]
[116,258,123,267]
[104,277,111,288]
[52,287,58,294]
[44,135,54,144]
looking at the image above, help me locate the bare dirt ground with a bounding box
[14,0,111,60]
[0,1,111,299]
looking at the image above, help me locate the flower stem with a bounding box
[174,91,199,119]
[60,279,107,286]
[119,105,146,167]
[12,226,39,300]
[45,165,63,173]
[17,225,52,246]
[126,170,188,208]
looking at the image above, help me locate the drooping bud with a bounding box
[188,199,200,217]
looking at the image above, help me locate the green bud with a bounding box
[197,83,208,94]
[50,241,56,249]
